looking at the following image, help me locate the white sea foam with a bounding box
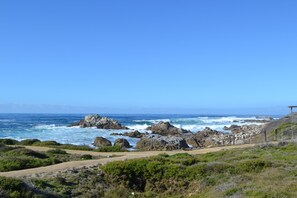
[127,124,150,131]
[133,119,171,123]
[11,124,139,147]
[34,124,70,130]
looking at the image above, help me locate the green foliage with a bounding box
[80,154,93,160]
[4,143,297,197]
[32,140,61,146]
[0,176,55,198]
[18,139,41,145]
[95,145,127,152]
[4,148,48,159]
[0,157,56,172]
[236,159,273,173]
[0,145,60,172]
[0,139,19,145]
[101,144,297,197]
[47,149,68,155]
[55,144,93,151]
[1,138,127,152]
[268,122,297,140]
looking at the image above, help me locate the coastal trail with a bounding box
[0,144,256,178]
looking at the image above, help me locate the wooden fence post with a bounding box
[264,130,267,143]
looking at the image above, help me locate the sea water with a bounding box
[0,114,278,147]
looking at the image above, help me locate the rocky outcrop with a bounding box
[147,122,191,136]
[110,130,147,138]
[136,134,189,151]
[262,113,297,133]
[224,124,264,135]
[114,138,131,148]
[93,137,112,147]
[233,117,273,123]
[68,114,128,129]
[186,127,225,148]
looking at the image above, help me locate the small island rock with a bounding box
[68,114,128,129]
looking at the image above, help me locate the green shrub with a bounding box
[56,144,93,151]
[236,159,273,173]
[0,157,58,172]
[0,138,19,145]
[4,148,48,159]
[33,141,61,146]
[47,149,67,155]
[95,145,126,152]
[19,139,41,146]
[80,154,93,160]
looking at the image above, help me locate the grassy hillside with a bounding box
[2,143,297,197]
[101,143,297,197]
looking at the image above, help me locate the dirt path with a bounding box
[0,144,256,178]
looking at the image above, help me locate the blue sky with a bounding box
[0,1,296,114]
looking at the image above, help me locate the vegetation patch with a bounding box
[3,143,297,197]
[0,138,128,152]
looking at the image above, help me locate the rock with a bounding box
[114,138,131,148]
[243,119,272,123]
[147,121,191,136]
[93,137,112,147]
[110,130,147,138]
[223,125,243,133]
[186,127,225,148]
[68,114,128,129]
[110,132,122,136]
[124,130,146,138]
[224,124,264,135]
[136,134,189,151]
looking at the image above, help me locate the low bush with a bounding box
[18,139,41,146]
[236,159,273,173]
[47,149,68,155]
[32,141,61,146]
[80,154,93,160]
[95,145,126,152]
[0,139,19,145]
[0,157,54,172]
[4,148,48,159]
[0,176,57,198]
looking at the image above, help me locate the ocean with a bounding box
[0,114,278,147]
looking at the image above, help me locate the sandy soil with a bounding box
[0,144,256,178]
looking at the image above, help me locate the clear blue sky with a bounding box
[0,1,296,114]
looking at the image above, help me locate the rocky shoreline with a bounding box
[68,114,272,151]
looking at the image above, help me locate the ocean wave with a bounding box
[0,119,15,122]
[34,124,70,130]
[172,124,233,132]
[133,119,171,124]
[127,124,150,131]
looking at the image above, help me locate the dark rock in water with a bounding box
[124,130,145,138]
[110,130,147,138]
[68,114,128,129]
[147,121,191,136]
[114,138,131,148]
[136,134,189,151]
[93,137,112,147]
